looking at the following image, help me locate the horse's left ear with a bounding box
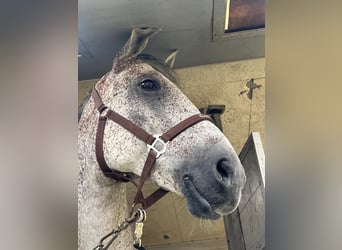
[113,27,161,72]
[126,27,161,57]
[165,50,179,69]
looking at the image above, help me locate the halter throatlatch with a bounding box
[91,87,214,210]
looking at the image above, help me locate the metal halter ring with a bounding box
[99,106,109,118]
[136,208,147,223]
[147,135,168,158]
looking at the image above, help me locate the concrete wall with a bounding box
[175,58,265,152]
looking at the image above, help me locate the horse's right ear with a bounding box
[165,50,179,69]
[113,27,161,72]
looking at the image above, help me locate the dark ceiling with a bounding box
[78,0,264,80]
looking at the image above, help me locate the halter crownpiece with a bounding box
[91,87,214,210]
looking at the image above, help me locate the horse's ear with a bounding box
[113,27,161,72]
[113,28,161,73]
[126,27,161,57]
[164,50,179,69]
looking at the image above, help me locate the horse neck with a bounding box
[78,91,135,249]
[78,157,134,249]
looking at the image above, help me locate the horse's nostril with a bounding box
[216,160,234,181]
[183,174,190,181]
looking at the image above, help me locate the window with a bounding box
[213,0,265,41]
[225,0,265,32]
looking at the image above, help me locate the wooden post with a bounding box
[225,132,265,250]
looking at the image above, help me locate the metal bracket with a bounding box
[239,79,262,100]
[200,105,225,131]
[147,135,168,158]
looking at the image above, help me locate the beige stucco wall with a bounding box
[175,58,265,152]
[79,57,265,152]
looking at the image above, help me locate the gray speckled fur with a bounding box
[78,28,245,249]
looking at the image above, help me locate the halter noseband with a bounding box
[91,87,213,210]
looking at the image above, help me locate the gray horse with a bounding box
[78,27,246,250]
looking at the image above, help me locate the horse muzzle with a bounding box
[181,155,246,220]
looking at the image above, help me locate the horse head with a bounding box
[80,27,246,220]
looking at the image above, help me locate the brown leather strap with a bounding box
[161,114,213,142]
[134,188,169,210]
[135,151,157,191]
[92,87,107,113]
[142,188,168,209]
[106,110,155,145]
[91,86,214,209]
[133,151,157,208]
[92,87,155,144]
[96,116,133,183]
[132,151,168,209]
[133,114,213,209]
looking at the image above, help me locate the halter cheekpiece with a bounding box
[91,87,214,210]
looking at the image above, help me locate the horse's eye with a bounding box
[140,79,159,91]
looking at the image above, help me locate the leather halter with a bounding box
[91,87,213,210]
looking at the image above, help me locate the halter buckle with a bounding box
[147,135,168,158]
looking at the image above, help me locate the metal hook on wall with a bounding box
[239,79,262,100]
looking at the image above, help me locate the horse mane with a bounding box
[78,54,178,121]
